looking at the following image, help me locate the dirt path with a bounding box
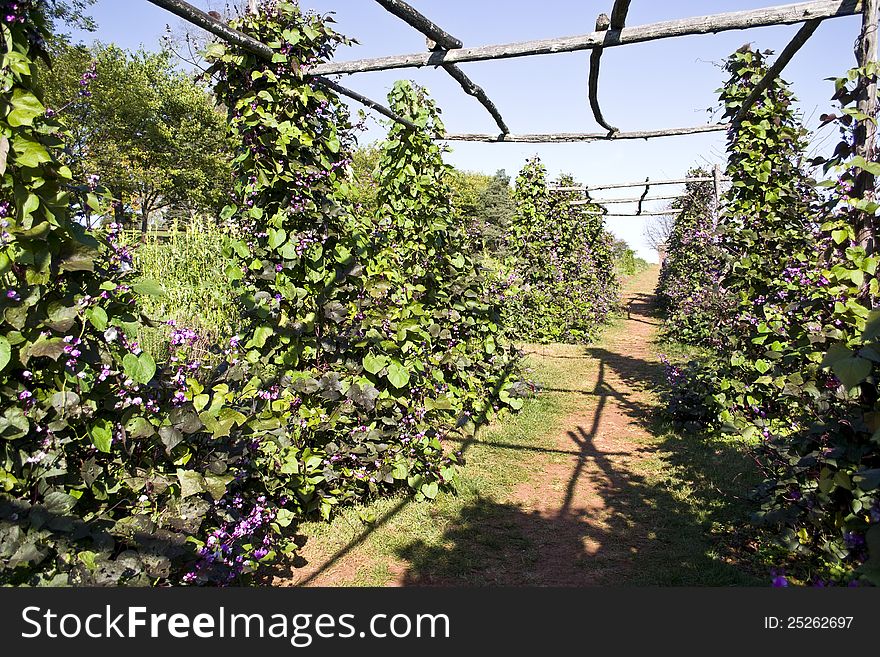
[503,268,663,585]
[276,267,758,587]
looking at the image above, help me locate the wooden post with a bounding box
[637,179,651,215]
[588,14,618,133]
[712,164,723,219]
[372,0,509,134]
[734,19,822,122]
[855,0,879,254]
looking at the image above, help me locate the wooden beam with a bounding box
[373,0,462,49]
[310,1,862,75]
[610,0,634,30]
[588,1,633,133]
[734,19,823,121]
[588,14,618,133]
[441,64,510,134]
[144,0,419,131]
[316,78,421,131]
[443,123,728,143]
[553,176,723,192]
[591,194,683,204]
[713,164,724,219]
[637,178,651,215]
[593,211,680,216]
[372,0,509,134]
[855,0,878,253]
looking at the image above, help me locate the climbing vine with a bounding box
[0,0,262,586]
[508,158,617,344]
[662,47,880,585]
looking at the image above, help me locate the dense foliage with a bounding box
[508,158,618,343]
[205,2,525,563]
[655,169,725,348]
[0,0,257,586]
[661,46,880,585]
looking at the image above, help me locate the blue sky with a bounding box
[70,1,864,260]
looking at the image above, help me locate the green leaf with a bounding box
[0,407,29,440]
[43,491,77,515]
[86,306,108,331]
[386,360,410,388]
[421,481,439,500]
[821,343,854,369]
[362,352,388,375]
[176,469,205,499]
[123,352,156,385]
[7,89,44,127]
[125,416,156,439]
[203,474,234,501]
[754,359,771,374]
[89,420,113,453]
[832,356,872,389]
[133,279,166,297]
[853,468,880,492]
[12,136,50,168]
[249,325,274,348]
[268,228,287,249]
[50,391,80,414]
[832,229,850,245]
[0,336,10,371]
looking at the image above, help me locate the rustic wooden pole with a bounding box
[588,14,618,133]
[591,194,683,204]
[855,0,879,253]
[144,0,420,131]
[586,210,680,216]
[610,0,634,30]
[712,164,724,217]
[637,178,651,215]
[372,0,509,134]
[310,0,862,75]
[587,1,632,133]
[373,0,462,49]
[553,175,728,192]
[444,123,729,143]
[734,18,823,121]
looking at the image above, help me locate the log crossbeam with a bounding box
[311,1,862,75]
[373,0,509,134]
[588,1,632,134]
[444,123,729,143]
[592,194,683,204]
[552,175,730,192]
[734,18,824,121]
[144,0,420,131]
[637,178,651,215]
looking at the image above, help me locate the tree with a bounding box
[643,213,675,252]
[40,44,233,232]
[472,169,516,255]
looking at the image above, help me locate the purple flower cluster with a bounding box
[183,495,277,585]
[78,61,98,98]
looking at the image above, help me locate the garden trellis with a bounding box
[144,0,876,228]
[146,0,867,141]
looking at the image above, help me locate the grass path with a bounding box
[275,267,764,586]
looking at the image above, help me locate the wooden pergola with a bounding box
[144,0,877,227]
[147,0,870,141]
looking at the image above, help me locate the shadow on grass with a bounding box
[395,369,764,586]
[286,286,766,587]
